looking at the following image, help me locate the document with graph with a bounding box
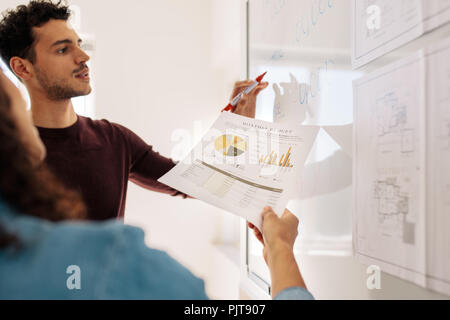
[352,0,450,69]
[159,112,319,230]
[353,38,450,296]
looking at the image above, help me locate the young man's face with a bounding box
[31,19,91,100]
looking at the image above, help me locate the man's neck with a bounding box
[30,94,78,129]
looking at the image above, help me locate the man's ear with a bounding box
[10,57,33,81]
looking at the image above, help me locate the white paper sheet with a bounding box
[425,38,450,296]
[354,38,450,295]
[354,51,427,287]
[323,124,353,158]
[352,0,450,69]
[299,148,352,200]
[158,112,319,230]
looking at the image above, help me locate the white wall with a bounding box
[74,0,241,299]
[1,0,242,299]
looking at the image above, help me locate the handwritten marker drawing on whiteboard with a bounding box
[273,73,314,124]
[270,69,355,199]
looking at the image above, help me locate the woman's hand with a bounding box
[248,207,306,297]
[248,206,298,264]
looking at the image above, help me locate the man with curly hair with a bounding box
[0,1,268,221]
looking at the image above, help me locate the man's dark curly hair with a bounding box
[0,0,71,70]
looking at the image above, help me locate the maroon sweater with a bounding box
[37,116,186,220]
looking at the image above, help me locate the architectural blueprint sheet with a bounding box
[352,0,450,69]
[353,38,450,296]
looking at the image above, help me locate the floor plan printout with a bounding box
[159,112,319,230]
[353,51,427,287]
[352,0,450,69]
[354,39,450,295]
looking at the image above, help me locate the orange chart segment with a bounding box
[214,135,247,157]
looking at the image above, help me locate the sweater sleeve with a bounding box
[113,123,189,198]
[273,286,315,300]
[103,224,209,299]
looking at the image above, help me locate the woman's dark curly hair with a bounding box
[0,76,86,249]
[0,0,70,70]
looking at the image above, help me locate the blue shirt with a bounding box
[0,200,313,300]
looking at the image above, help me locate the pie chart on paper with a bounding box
[214,135,247,157]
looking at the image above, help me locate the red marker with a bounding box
[222,72,267,112]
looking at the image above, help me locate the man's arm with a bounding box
[129,152,190,198]
[118,79,268,196]
[112,123,190,198]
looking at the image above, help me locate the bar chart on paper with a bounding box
[159,112,318,230]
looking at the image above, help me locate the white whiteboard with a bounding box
[245,0,450,299]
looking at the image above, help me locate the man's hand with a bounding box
[230,80,269,118]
